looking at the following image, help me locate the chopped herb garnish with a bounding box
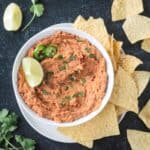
[59,65,66,71]
[46,71,54,77]
[80,78,86,84]
[64,96,72,101]
[59,62,68,71]
[69,55,76,61]
[57,54,63,60]
[89,53,96,59]
[85,47,91,53]
[73,91,85,97]
[42,89,49,95]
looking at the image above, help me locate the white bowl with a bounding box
[12,25,114,127]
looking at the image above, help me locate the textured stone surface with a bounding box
[0,0,149,149]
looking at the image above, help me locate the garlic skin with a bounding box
[3,3,23,31]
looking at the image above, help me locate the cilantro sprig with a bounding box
[0,109,36,150]
[22,0,44,31]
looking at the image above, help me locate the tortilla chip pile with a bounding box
[111,0,150,52]
[57,15,150,149]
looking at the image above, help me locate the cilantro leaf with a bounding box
[0,109,36,149]
[15,135,36,150]
[22,1,45,31]
[30,4,44,17]
[0,109,9,122]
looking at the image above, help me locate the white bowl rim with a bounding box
[12,25,114,127]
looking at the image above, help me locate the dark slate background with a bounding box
[0,0,150,149]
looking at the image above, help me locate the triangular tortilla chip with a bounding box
[123,15,150,43]
[111,0,143,21]
[58,103,119,141]
[73,15,109,50]
[139,100,150,128]
[119,54,143,74]
[108,35,123,71]
[141,38,150,53]
[127,130,150,150]
[110,66,138,113]
[133,71,150,96]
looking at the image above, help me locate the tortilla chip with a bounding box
[141,38,150,53]
[73,15,86,27]
[115,106,126,120]
[107,35,123,72]
[110,66,138,113]
[119,54,143,74]
[78,140,94,148]
[139,100,150,128]
[111,0,143,21]
[127,130,150,150]
[108,35,117,71]
[113,40,123,64]
[123,15,150,43]
[58,103,119,141]
[73,15,109,50]
[133,71,150,96]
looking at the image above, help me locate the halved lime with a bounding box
[3,3,23,31]
[22,57,44,87]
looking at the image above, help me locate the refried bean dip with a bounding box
[18,31,107,122]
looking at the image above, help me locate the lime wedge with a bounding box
[3,3,22,31]
[22,57,44,87]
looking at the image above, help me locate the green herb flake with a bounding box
[59,62,68,71]
[46,71,54,77]
[69,55,76,61]
[64,96,72,101]
[85,47,91,53]
[73,91,85,97]
[59,65,66,71]
[80,78,86,84]
[89,53,96,59]
[42,89,49,95]
[57,54,63,60]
